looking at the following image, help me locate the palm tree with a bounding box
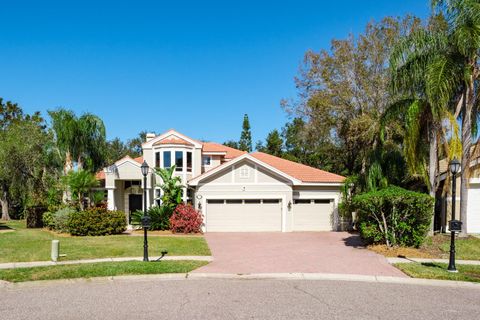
[430,0,480,235]
[154,166,183,214]
[63,170,99,210]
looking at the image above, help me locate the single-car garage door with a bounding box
[293,199,333,231]
[206,199,282,232]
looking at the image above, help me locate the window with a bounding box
[244,199,261,204]
[163,151,171,168]
[262,199,280,204]
[207,199,225,204]
[155,152,160,168]
[202,155,211,166]
[226,199,243,204]
[294,199,312,204]
[124,180,141,189]
[187,152,192,172]
[240,167,249,178]
[314,199,331,204]
[175,151,183,171]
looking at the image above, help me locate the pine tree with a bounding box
[238,114,252,152]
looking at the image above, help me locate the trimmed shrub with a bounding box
[53,207,77,233]
[353,186,433,247]
[131,205,171,230]
[169,204,203,234]
[42,211,55,230]
[67,207,126,236]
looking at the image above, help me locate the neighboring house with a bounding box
[97,129,345,232]
[435,157,480,234]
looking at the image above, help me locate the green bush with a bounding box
[353,186,433,248]
[42,211,55,229]
[131,206,171,230]
[53,207,77,233]
[67,207,126,236]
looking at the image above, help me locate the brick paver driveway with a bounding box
[194,232,406,277]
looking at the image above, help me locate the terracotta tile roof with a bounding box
[251,152,345,183]
[133,156,143,164]
[153,137,194,146]
[95,170,105,180]
[202,142,247,159]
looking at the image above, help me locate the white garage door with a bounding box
[293,199,333,231]
[467,185,480,233]
[206,199,282,232]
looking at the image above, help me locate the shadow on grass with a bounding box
[0,223,14,231]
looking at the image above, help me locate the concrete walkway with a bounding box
[0,256,213,270]
[387,257,480,265]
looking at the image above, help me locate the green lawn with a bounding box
[395,262,480,283]
[436,236,480,260]
[0,260,208,282]
[0,220,210,263]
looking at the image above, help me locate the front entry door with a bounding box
[128,194,143,223]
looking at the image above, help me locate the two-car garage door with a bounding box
[205,198,334,232]
[206,199,282,232]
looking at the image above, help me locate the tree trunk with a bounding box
[459,84,473,237]
[62,151,73,203]
[428,123,438,235]
[0,190,10,221]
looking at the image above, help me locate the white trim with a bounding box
[113,157,142,168]
[202,151,227,156]
[142,130,202,149]
[298,182,343,187]
[203,194,286,232]
[197,182,287,186]
[189,154,301,186]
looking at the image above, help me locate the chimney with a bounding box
[146,133,156,142]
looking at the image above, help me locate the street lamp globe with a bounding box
[141,161,149,177]
[449,158,461,175]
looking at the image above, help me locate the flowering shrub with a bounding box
[169,204,203,234]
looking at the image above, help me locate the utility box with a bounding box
[51,240,59,262]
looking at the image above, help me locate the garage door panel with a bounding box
[293,201,333,231]
[206,200,282,232]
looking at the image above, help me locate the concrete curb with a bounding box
[0,256,213,270]
[387,257,480,265]
[2,272,479,290]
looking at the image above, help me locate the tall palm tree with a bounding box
[431,0,480,235]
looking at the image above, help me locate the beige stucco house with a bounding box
[97,129,345,232]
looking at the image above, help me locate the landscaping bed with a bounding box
[369,234,480,260]
[394,262,480,283]
[0,220,211,263]
[0,260,208,283]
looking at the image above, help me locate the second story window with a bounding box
[202,155,211,166]
[163,151,171,168]
[155,152,160,168]
[187,151,192,172]
[175,151,183,171]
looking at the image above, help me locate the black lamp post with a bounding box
[448,158,461,272]
[141,161,151,262]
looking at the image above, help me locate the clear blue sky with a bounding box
[0,0,430,144]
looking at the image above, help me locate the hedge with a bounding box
[353,186,433,247]
[67,207,126,236]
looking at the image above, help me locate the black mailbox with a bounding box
[449,220,462,232]
[141,215,151,228]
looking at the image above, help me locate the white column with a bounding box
[107,189,115,211]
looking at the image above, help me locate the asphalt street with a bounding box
[1,278,479,320]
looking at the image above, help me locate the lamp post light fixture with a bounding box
[141,161,151,262]
[448,158,462,273]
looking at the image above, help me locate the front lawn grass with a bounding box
[0,260,208,283]
[0,220,210,263]
[369,234,480,260]
[394,262,480,283]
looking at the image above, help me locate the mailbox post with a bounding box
[448,158,461,273]
[141,161,150,262]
